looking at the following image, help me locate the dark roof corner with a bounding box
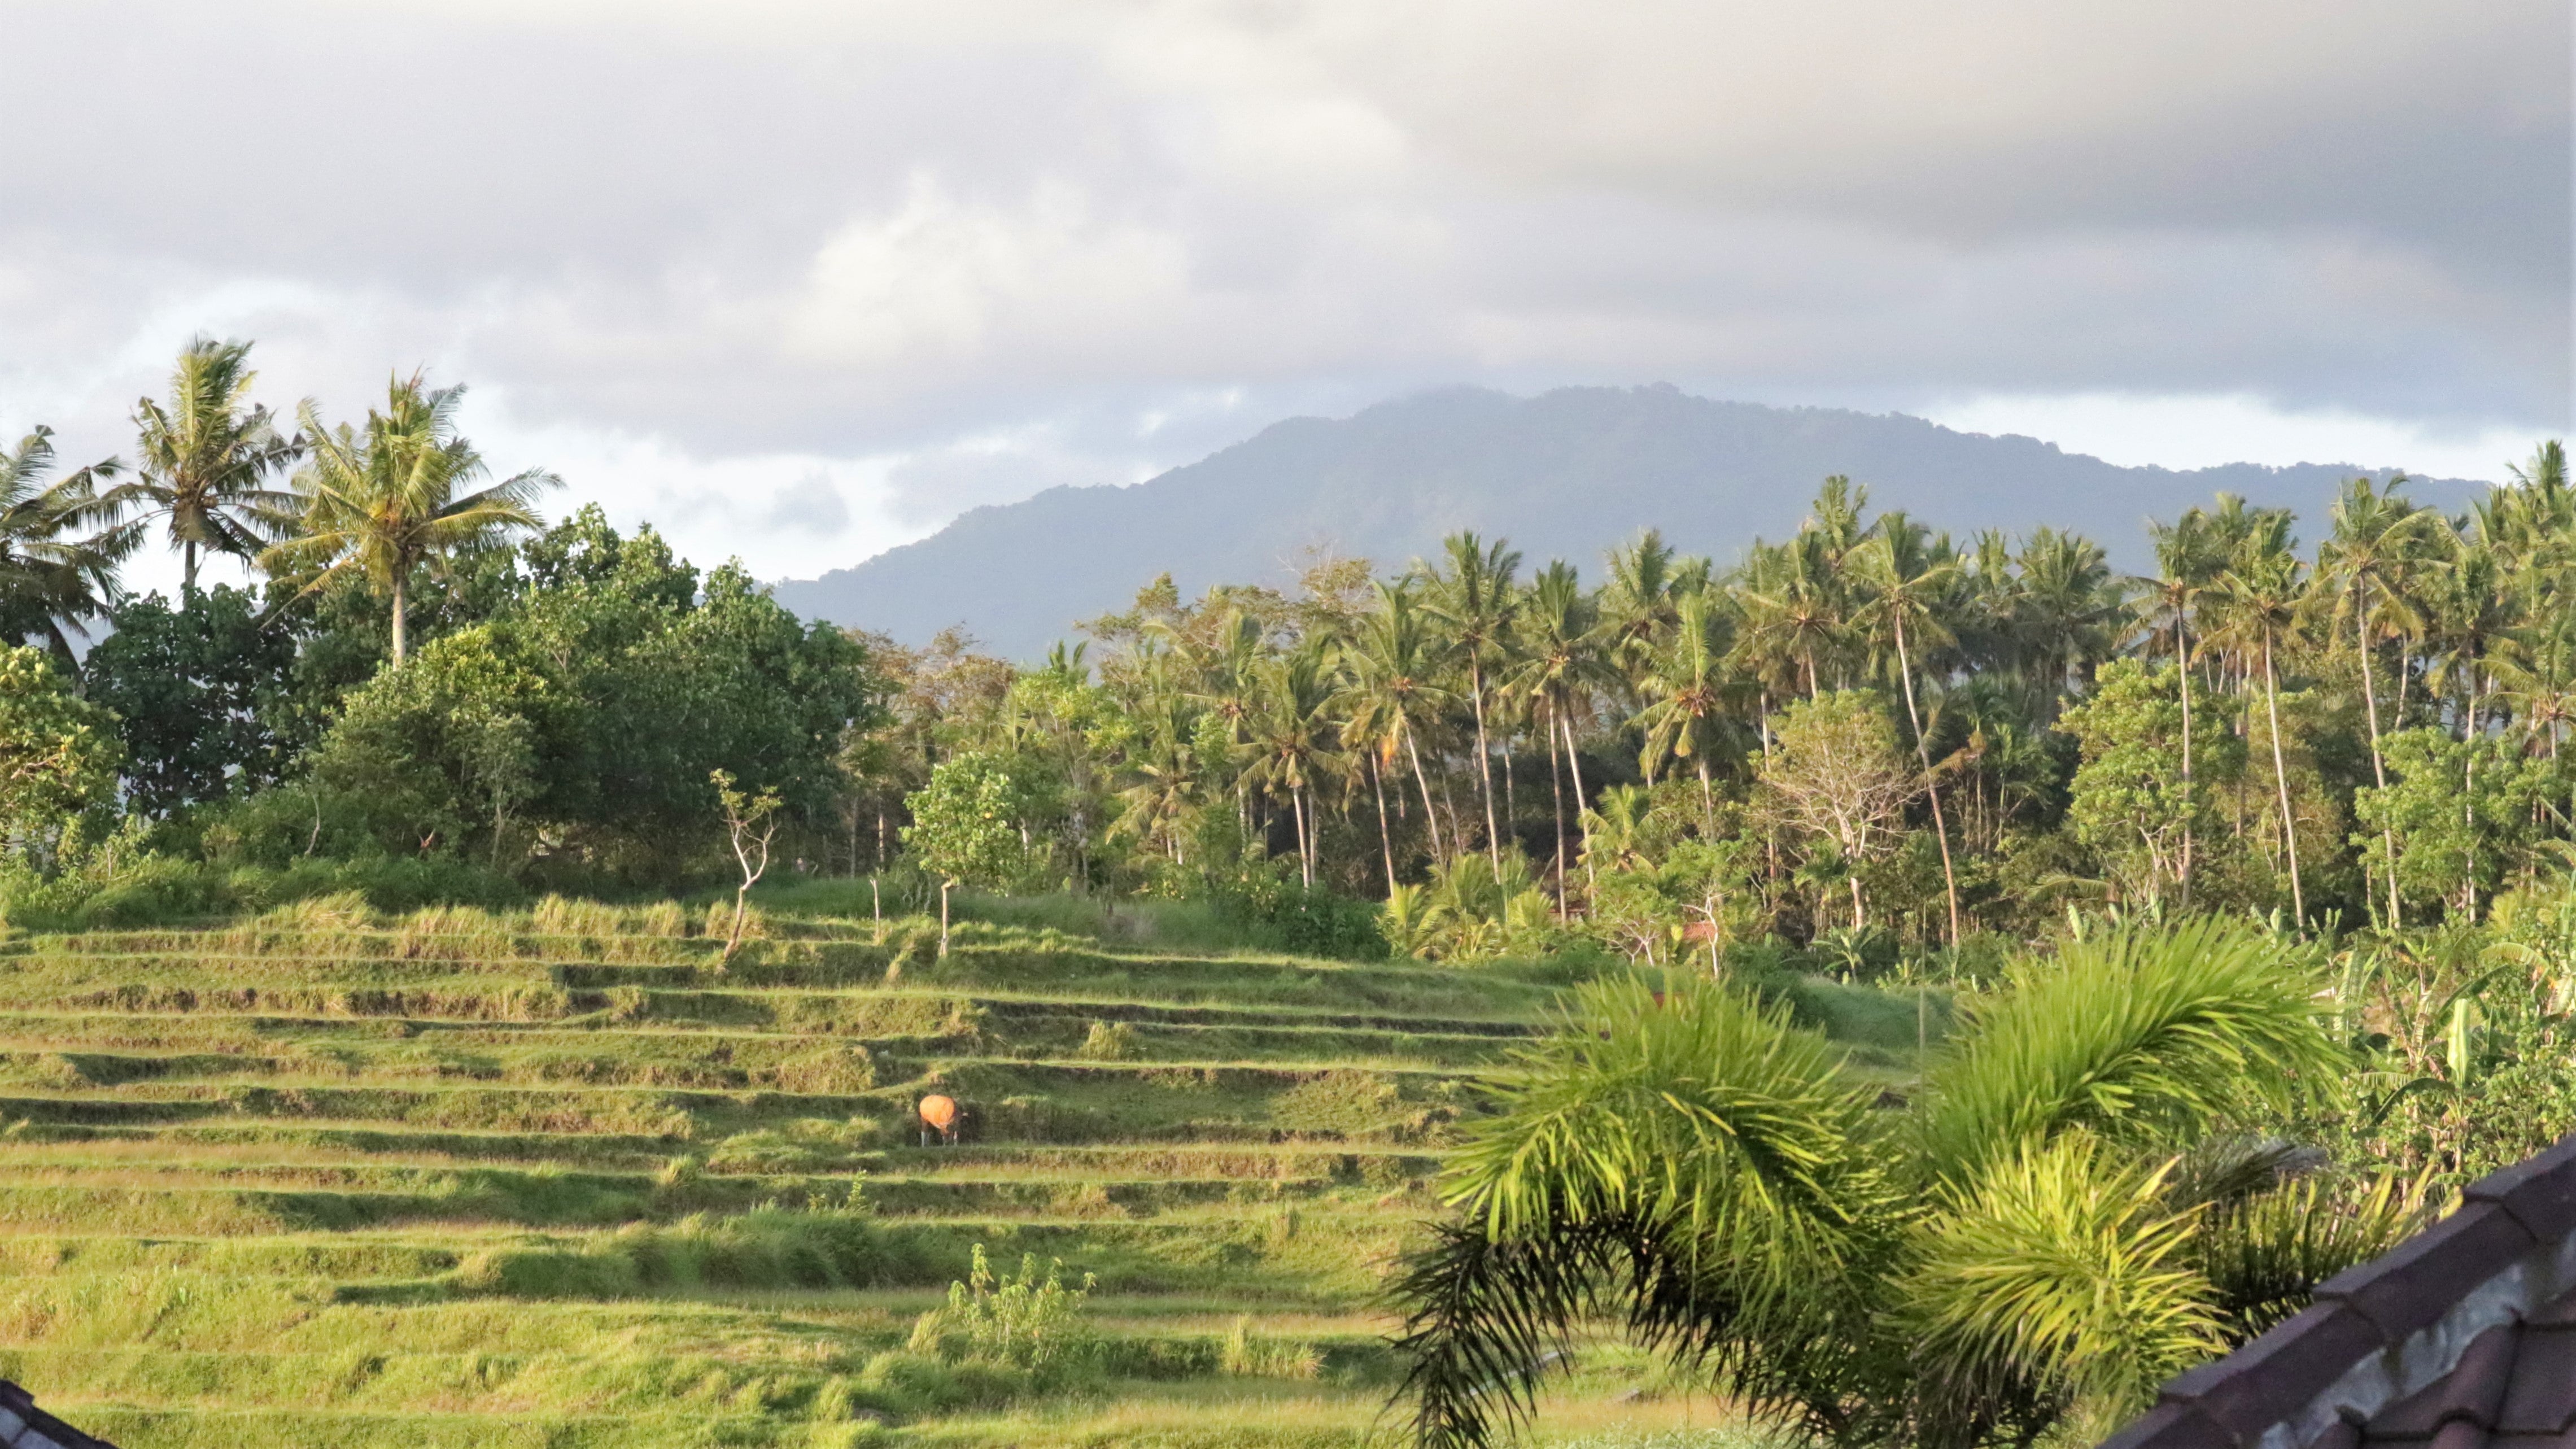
[2100,1131,2576,1449]
[0,1381,119,1449]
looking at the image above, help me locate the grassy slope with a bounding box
[0,905,1809,1447]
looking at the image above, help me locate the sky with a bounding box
[1,0,2566,596]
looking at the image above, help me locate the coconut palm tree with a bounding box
[1337,581,1459,875]
[2207,515,2310,919]
[263,374,558,666]
[1500,561,1616,907]
[1242,641,1346,888]
[2319,477,2443,924]
[107,337,301,594]
[1857,514,1966,942]
[1422,533,1521,867]
[0,425,136,661]
[2138,507,2226,905]
[1391,922,2404,1449]
[1631,589,1743,822]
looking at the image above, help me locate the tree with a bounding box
[1422,533,1521,866]
[264,373,558,666]
[0,426,134,661]
[903,751,1029,955]
[1335,581,1456,871]
[1858,514,1966,942]
[711,769,781,962]
[2354,727,2563,919]
[1501,561,1615,905]
[1391,923,2395,1449]
[2059,660,2237,906]
[82,585,299,816]
[1757,691,1920,928]
[2319,477,2441,925]
[0,647,122,859]
[107,337,300,593]
[2208,514,2311,919]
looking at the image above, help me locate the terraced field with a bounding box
[0,904,1626,1448]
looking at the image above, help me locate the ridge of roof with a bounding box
[2103,1133,2576,1449]
[0,1381,117,1449]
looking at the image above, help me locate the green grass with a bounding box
[0,900,1926,1445]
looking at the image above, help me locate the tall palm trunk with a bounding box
[1547,709,1568,916]
[1405,731,1445,861]
[1892,614,1962,944]
[1469,663,1501,868]
[182,538,199,596]
[2354,590,2400,927]
[1290,787,1313,889]
[2261,631,2304,919]
[390,571,409,666]
[1370,754,1397,894]
[2175,615,2194,907]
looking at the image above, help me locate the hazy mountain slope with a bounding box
[775,385,2476,659]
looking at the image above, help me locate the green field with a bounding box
[0,900,1784,1447]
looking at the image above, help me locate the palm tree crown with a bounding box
[107,337,302,593]
[262,373,559,665]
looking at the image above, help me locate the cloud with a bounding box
[0,0,2561,583]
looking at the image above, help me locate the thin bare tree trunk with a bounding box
[1470,665,1501,868]
[1547,709,1567,917]
[1371,754,1397,894]
[1405,731,1445,860]
[2262,632,2305,919]
[1892,614,1962,944]
[390,572,409,666]
[2355,590,2400,927]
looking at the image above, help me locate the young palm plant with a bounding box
[263,373,558,665]
[1391,920,2413,1449]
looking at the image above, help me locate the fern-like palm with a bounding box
[1391,922,2405,1449]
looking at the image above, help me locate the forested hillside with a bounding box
[772,385,2464,658]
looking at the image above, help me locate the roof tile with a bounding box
[2465,1140,2576,1243]
[2099,1401,2237,1449]
[2163,1304,2387,1440]
[2316,1204,2539,1342]
[2497,1324,2576,1433]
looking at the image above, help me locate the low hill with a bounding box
[774,385,2474,659]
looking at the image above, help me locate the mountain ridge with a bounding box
[775,385,2479,659]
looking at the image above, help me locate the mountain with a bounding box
[772,384,2481,660]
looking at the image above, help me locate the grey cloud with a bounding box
[763,473,852,536]
[0,0,2561,558]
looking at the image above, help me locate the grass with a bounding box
[0,897,1933,1445]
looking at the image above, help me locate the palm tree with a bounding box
[2139,507,2225,905]
[1391,923,2402,1449]
[1242,641,1346,888]
[1630,589,1742,823]
[1499,561,1614,908]
[1857,514,1966,942]
[106,337,300,594]
[2007,527,2126,717]
[1422,533,1521,867]
[2207,515,2309,919]
[263,374,558,666]
[1336,581,1457,878]
[0,426,136,661]
[2319,477,2442,925]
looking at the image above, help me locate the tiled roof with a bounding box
[2105,1134,2576,1449]
[0,1382,116,1449]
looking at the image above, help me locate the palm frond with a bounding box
[1917,921,2344,1188]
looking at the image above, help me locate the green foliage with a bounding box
[83,585,299,815]
[2354,727,2566,917]
[2060,660,2241,906]
[1398,924,2386,1449]
[0,645,121,853]
[922,1245,1101,1382]
[904,752,1033,890]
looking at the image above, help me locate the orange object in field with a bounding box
[918,1094,962,1145]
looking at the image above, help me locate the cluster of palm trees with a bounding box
[989,482,2129,923]
[1,339,556,667]
[944,446,2576,937]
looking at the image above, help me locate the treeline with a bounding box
[855,452,2576,963]
[5,336,2570,954]
[0,341,880,916]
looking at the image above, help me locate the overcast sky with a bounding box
[2,0,2566,593]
